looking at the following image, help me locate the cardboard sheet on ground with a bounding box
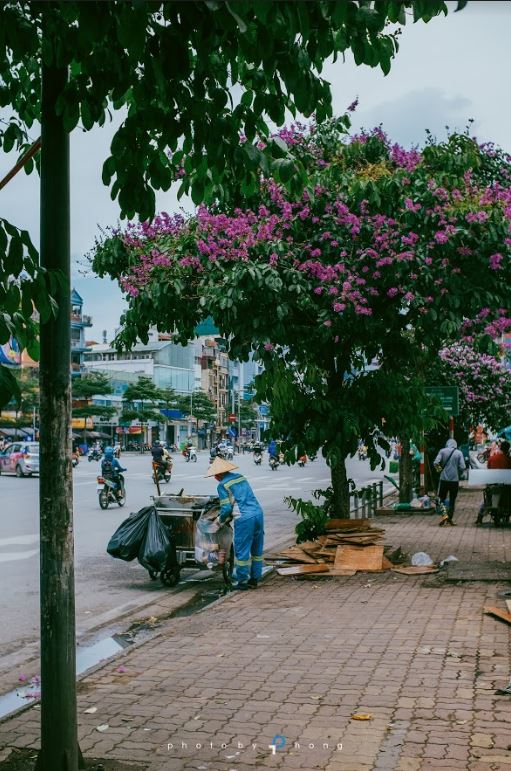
[484,606,511,626]
[277,564,330,576]
[334,544,384,571]
[325,518,374,531]
[328,569,357,576]
[391,565,439,575]
[279,546,319,564]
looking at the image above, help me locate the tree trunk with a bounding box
[330,457,351,518]
[36,53,80,771]
[399,437,413,503]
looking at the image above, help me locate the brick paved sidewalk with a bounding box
[1,487,511,771]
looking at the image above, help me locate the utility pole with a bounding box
[237,389,242,446]
[36,34,82,771]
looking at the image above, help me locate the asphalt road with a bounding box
[0,450,392,665]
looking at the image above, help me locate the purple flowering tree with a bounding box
[438,342,511,432]
[93,119,511,515]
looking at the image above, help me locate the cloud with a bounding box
[351,88,475,147]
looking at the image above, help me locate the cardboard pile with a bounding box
[276,519,391,577]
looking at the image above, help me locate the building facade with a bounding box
[70,288,92,375]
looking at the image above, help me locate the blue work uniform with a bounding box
[217,471,264,584]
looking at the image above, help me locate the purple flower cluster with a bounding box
[115,121,511,340]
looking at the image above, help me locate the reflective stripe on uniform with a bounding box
[224,476,246,490]
[234,557,252,566]
[219,498,231,506]
[252,555,264,561]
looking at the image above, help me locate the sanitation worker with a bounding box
[205,456,264,590]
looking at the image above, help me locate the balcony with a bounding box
[70,313,93,327]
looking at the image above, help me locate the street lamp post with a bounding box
[189,388,194,439]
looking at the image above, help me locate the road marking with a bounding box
[0,534,38,547]
[254,486,294,493]
[0,549,38,563]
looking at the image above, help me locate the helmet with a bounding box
[104,446,114,458]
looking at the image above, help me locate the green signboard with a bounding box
[425,385,459,416]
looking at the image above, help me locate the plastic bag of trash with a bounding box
[411,551,434,567]
[439,555,458,567]
[195,507,233,567]
[138,510,172,573]
[107,506,154,561]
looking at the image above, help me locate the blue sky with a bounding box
[1,0,510,341]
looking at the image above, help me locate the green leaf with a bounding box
[63,99,80,132]
[27,335,40,361]
[0,365,20,409]
[225,2,247,32]
[7,234,23,275]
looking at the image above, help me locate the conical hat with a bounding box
[204,457,239,477]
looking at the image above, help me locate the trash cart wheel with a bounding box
[148,570,158,581]
[161,566,180,587]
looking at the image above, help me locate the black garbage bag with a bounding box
[138,509,172,573]
[107,506,154,561]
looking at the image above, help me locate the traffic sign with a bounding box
[228,413,237,421]
[425,385,459,416]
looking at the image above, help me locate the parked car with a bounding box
[0,442,40,477]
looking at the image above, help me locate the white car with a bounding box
[0,442,40,476]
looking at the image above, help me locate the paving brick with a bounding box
[1,489,510,771]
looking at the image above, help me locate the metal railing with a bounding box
[350,481,384,519]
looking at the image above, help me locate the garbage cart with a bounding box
[152,493,234,587]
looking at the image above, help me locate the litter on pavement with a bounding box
[275,519,390,576]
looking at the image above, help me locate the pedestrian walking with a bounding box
[434,438,466,526]
[205,457,264,590]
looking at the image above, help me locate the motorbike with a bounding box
[297,455,307,468]
[71,452,79,468]
[210,446,225,461]
[269,455,279,471]
[97,474,126,509]
[253,450,262,466]
[183,446,197,463]
[152,460,171,484]
[225,445,234,460]
[88,448,102,462]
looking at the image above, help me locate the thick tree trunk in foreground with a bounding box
[331,457,351,517]
[399,437,413,503]
[36,57,80,771]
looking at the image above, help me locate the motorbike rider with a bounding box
[151,441,171,474]
[101,446,126,494]
[267,439,278,459]
[162,443,173,472]
[253,441,263,460]
[183,439,195,459]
